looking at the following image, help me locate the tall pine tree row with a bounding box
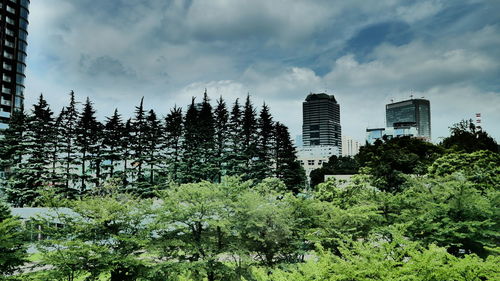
[241,95,259,180]
[179,98,201,183]
[197,91,216,181]
[226,99,245,177]
[143,109,163,193]
[130,98,148,184]
[59,91,80,197]
[255,103,275,181]
[274,122,306,193]
[102,109,125,180]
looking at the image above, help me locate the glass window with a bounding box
[6,5,15,13]
[18,41,27,52]
[16,74,25,84]
[20,18,29,31]
[19,30,28,41]
[17,63,25,73]
[310,132,319,138]
[17,51,26,63]
[16,85,24,97]
[308,160,315,166]
[20,7,29,19]
[3,62,12,71]
[6,17,15,25]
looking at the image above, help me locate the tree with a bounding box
[241,95,259,179]
[7,95,54,206]
[274,122,306,193]
[59,91,80,197]
[76,97,101,193]
[226,99,245,177]
[309,155,359,187]
[142,109,162,195]
[197,91,217,181]
[130,98,148,184]
[442,119,498,153]
[213,97,229,183]
[163,106,183,183]
[179,98,201,183]
[102,109,125,180]
[254,103,274,181]
[0,201,27,276]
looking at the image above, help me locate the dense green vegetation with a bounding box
[0,92,305,206]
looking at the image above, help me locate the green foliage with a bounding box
[310,155,359,187]
[357,136,443,192]
[0,202,27,276]
[442,119,498,153]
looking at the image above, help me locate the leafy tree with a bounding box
[357,136,443,193]
[213,97,229,183]
[0,201,27,276]
[310,155,359,187]
[274,122,306,193]
[163,106,183,183]
[442,119,498,153]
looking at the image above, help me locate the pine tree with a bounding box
[122,118,133,187]
[76,97,100,194]
[164,106,183,183]
[179,98,200,183]
[274,122,306,193]
[48,109,65,188]
[130,98,148,183]
[102,109,125,180]
[197,91,216,181]
[241,95,258,179]
[255,103,274,181]
[213,96,229,183]
[226,99,245,177]
[144,109,162,187]
[59,91,80,197]
[7,95,54,206]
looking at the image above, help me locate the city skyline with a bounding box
[23,0,500,143]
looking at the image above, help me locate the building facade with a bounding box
[0,0,29,129]
[341,135,360,157]
[386,98,431,140]
[297,145,339,177]
[302,93,341,148]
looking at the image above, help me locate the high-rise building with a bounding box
[341,135,360,157]
[386,98,431,140]
[302,93,341,148]
[0,0,30,129]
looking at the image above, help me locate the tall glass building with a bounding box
[0,0,30,129]
[385,98,431,140]
[302,93,341,148]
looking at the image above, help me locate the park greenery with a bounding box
[0,92,499,280]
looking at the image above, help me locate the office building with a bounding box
[386,98,431,140]
[302,93,341,148]
[0,0,30,129]
[297,145,339,177]
[341,135,360,157]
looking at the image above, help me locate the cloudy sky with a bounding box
[25,0,500,143]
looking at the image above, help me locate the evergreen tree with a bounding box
[198,91,216,181]
[130,98,148,183]
[122,118,133,187]
[255,103,274,181]
[179,98,200,183]
[102,109,125,180]
[213,96,229,183]
[144,109,162,188]
[59,91,80,197]
[274,122,306,193]
[241,95,258,179]
[226,99,245,176]
[48,109,65,188]
[76,97,100,193]
[164,106,183,183]
[7,95,54,206]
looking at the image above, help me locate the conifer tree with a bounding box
[7,95,54,206]
[241,95,258,179]
[59,91,80,197]
[198,91,216,181]
[120,118,133,187]
[48,109,65,188]
[76,97,100,193]
[102,109,125,180]
[255,103,274,181]
[144,109,162,186]
[226,99,245,176]
[179,98,200,183]
[164,106,183,182]
[130,98,148,183]
[274,122,306,193]
[213,96,229,182]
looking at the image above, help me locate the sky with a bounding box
[24,0,500,143]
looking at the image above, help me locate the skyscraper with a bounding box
[0,0,30,129]
[385,98,431,140]
[302,93,341,148]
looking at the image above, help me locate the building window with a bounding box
[310,125,319,130]
[310,132,319,138]
[6,5,15,14]
[6,17,15,25]
[308,160,315,166]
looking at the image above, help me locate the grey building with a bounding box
[0,0,30,129]
[386,98,431,140]
[302,93,341,148]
